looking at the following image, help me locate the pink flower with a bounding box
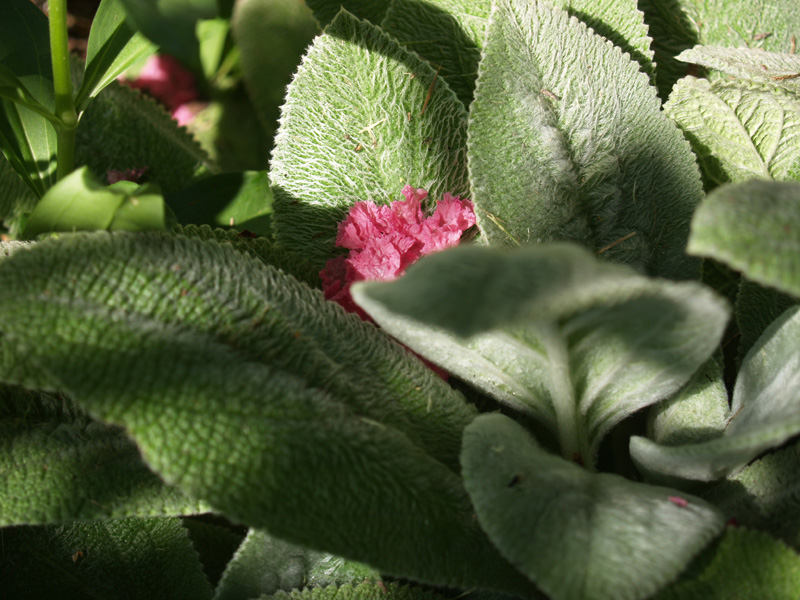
[122,54,200,125]
[320,185,476,314]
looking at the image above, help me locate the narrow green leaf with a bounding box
[631,305,800,481]
[647,357,730,447]
[304,0,391,27]
[666,78,800,186]
[269,9,468,271]
[0,385,208,527]
[0,64,60,124]
[687,180,800,298]
[165,171,273,235]
[75,0,158,112]
[676,46,800,95]
[704,440,800,550]
[655,528,800,600]
[462,413,724,600]
[0,233,534,596]
[231,0,319,155]
[468,0,702,279]
[0,152,37,236]
[215,529,380,600]
[21,166,167,238]
[353,244,729,466]
[0,0,58,197]
[118,0,218,73]
[0,517,213,599]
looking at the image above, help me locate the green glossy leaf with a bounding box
[647,357,730,447]
[232,0,318,151]
[118,0,218,72]
[215,529,380,600]
[269,9,468,271]
[462,413,724,600]
[468,0,701,279]
[676,46,800,95]
[0,233,534,596]
[0,385,208,527]
[736,278,798,364]
[21,166,167,239]
[165,171,273,236]
[687,180,800,298]
[75,0,158,112]
[0,517,212,599]
[74,79,211,194]
[0,0,58,197]
[631,305,800,481]
[382,0,653,110]
[655,528,800,600]
[665,78,800,186]
[0,152,37,236]
[704,439,800,550]
[304,0,391,27]
[353,244,729,466]
[0,64,59,124]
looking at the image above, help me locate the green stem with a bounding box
[541,325,594,471]
[48,0,78,180]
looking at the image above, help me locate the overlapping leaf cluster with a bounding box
[2,1,800,599]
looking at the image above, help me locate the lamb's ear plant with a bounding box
[3,0,800,599]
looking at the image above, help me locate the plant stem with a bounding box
[48,0,78,181]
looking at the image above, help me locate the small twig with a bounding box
[772,72,800,81]
[420,66,441,116]
[597,231,636,254]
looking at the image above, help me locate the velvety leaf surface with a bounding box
[75,78,211,194]
[381,0,652,109]
[646,357,730,447]
[0,232,534,596]
[269,10,469,271]
[0,385,209,526]
[264,582,447,600]
[468,0,701,279]
[353,244,729,466]
[172,224,320,289]
[182,517,246,589]
[678,0,799,55]
[735,278,798,364]
[461,413,724,600]
[0,0,58,197]
[76,0,158,112]
[665,78,800,186]
[231,0,319,151]
[215,529,379,600]
[676,46,800,95]
[687,180,800,298]
[304,0,391,27]
[704,440,800,550]
[654,528,800,600]
[631,305,800,481]
[0,517,212,599]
